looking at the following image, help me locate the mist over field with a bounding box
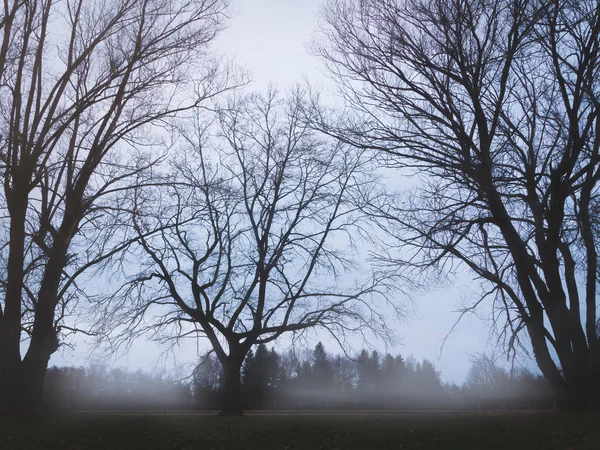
[1,8,600,450]
[45,343,554,412]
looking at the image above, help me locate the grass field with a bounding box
[0,411,597,449]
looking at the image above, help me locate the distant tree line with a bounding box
[44,343,554,411]
[44,366,192,410]
[193,343,554,411]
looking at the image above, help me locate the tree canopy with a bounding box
[314,0,600,410]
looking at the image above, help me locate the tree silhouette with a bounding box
[315,0,600,410]
[193,353,222,409]
[0,0,230,412]
[312,342,333,388]
[103,89,397,415]
[42,348,554,411]
[332,354,355,395]
[242,344,280,409]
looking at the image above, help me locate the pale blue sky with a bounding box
[51,0,532,385]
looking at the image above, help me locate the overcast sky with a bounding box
[50,0,531,385]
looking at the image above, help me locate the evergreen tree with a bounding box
[381,353,398,390]
[368,351,381,389]
[357,349,371,391]
[312,342,333,388]
[332,355,355,393]
[193,354,222,409]
[243,345,273,409]
[267,348,281,390]
[297,361,313,388]
[420,359,441,390]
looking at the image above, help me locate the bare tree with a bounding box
[465,352,511,396]
[314,0,600,410]
[102,90,396,415]
[0,0,231,412]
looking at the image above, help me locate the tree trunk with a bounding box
[556,377,600,412]
[220,358,244,416]
[0,180,62,414]
[0,326,57,413]
[22,331,58,411]
[526,318,600,411]
[0,189,28,413]
[21,364,47,412]
[0,359,47,414]
[0,354,23,413]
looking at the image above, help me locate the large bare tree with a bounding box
[314,0,600,409]
[0,0,230,412]
[103,90,395,415]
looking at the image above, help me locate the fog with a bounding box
[45,344,553,412]
[44,366,192,411]
[38,0,546,417]
[2,0,598,433]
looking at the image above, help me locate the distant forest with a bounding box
[46,343,554,411]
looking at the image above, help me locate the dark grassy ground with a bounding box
[0,411,597,449]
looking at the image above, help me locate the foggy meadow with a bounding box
[45,344,553,411]
[1,0,600,447]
